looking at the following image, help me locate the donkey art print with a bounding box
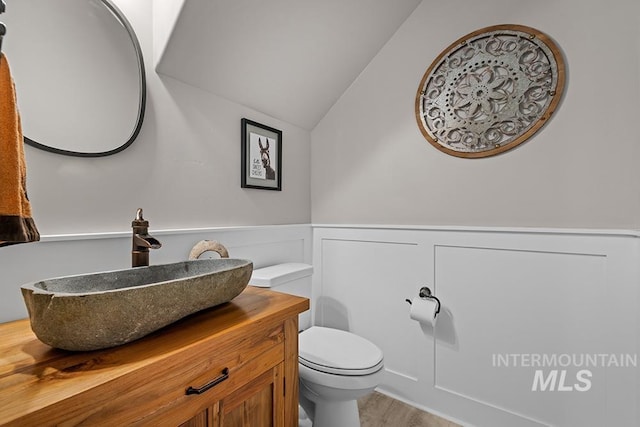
[242,119,282,190]
[258,138,276,180]
[248,132,277,181]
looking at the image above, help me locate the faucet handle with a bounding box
[132,208,149,228]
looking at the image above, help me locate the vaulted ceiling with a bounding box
[156,0,422,130]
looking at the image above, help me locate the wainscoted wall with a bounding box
[0,224,311,323]
[4,224,638,425]
[312,225,639,427]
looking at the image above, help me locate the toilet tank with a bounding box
[250,263,313,330]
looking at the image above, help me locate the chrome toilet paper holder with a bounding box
[405,286,441,315]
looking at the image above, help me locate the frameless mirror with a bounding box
[3,0,145,157]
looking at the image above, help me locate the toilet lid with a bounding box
[299,327,384,376]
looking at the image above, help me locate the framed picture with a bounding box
[241,118,282,191]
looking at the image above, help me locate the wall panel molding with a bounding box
[313,225,639,427]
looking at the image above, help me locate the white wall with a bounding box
[0,1,312,322]
[310,2,640,424]
[21,0,311,236]
[311,0,640,230]
[313,225,639,427]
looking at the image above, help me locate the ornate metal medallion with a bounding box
[415,25,565,158]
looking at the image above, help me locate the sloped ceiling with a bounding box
[155,0,422,130]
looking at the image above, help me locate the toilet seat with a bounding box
[299,326,384,376]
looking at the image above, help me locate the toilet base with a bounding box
[298,404,313,427]
[311,400,360,427]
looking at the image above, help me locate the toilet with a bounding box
[250,263,384,427]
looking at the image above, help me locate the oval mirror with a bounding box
[3,0,145,157]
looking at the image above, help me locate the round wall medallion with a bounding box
[415,24,565,158]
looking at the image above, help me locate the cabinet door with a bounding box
[217,364,284,427]
[179,405,215,427]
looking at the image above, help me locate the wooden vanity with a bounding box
[0,286,308,426]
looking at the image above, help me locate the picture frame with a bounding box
[241,118,282,191]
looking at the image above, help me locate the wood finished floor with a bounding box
[358,392,461,427]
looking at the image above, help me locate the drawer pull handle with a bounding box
[185,367,230,395]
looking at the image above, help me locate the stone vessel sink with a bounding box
[21,258,253,351]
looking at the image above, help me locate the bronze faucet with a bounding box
[132,208,161,267]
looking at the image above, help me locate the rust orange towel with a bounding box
[0,53,39,246]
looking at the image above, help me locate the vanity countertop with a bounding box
[0,286,309,426]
